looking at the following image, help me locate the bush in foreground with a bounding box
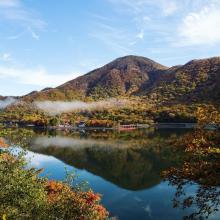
[0,141,108,220]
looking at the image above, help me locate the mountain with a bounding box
[22,55,220,103]
[22,55,168,101]
[146,57,220,103]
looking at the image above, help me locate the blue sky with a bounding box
[0,0,220,96]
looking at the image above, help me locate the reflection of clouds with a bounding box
[4,146,58,168]
[107,191,132,205]
[134,196,143,202]
[25,151,56,168]
[144,204,152,217]
[32,136,127,150]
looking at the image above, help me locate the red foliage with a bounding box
[45,180,109,219]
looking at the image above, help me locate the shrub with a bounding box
[0,140,108,220]
[0,151,48,219]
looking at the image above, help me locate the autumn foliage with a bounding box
[46,180,108,220]
[0,138,8,148]
[0,149,108,220]
[162,106,220,219]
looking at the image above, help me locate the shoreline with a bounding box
[1,122,219,130]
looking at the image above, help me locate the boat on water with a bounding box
[117,124,137,131]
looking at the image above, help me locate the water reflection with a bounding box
[31,130,184,190]
[162,130,220,220]
[1,128,220,220]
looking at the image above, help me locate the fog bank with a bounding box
[32,136,128,150]
[35,99,128,115]
[0,97,17,109]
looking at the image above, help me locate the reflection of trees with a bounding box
[162,130,220,219]
[163,162,220,219]
[32,137,184,190]
[0,128,34,148]
[1,127,187,190]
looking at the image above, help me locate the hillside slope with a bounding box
[22,56,168,101]
[146,57,220,103]
[22,55,220,104]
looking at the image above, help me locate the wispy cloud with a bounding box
[106,0,220,49]
[27,27,40,40]
[0,0,46,40]
[106,0,178,45]
[159,0,178,16]
[89,13,114,22]
[0,0,20,8]
[89,22,132,54]
[108,0,179,16]
[0,51,102,95]
[0,53,12,62]
[7,31,25,40]
[0,65,80,87]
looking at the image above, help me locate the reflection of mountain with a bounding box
[31,135,183,190]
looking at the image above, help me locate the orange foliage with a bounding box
[47,180,63,193]
[0,153,15,162]
[81,190,101,205]
[46,180,108,219]
[0,138,8,148]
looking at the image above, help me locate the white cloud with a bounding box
[136,29,144,40]
[0,0,20,8]
[0,53,12,62]
[108,0,178,16]
[161,0,178,16]
[0,0,46,40]
[106,0,178,45]
[24,151,56,168]
[0,65,80,87]
[107,0,220,49]
[178,4,220,46]
[27,27,40,40]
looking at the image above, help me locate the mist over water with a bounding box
[34,99,129,115]
[32,136,128,150]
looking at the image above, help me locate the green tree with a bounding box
[49,117,60,126]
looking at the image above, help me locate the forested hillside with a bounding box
[20,56,220,104]
[0,56,219,126]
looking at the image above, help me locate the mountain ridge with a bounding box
[21,55,220,103]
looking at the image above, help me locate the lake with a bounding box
[3,127,220,220]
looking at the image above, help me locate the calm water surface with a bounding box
[5,128,220,220]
